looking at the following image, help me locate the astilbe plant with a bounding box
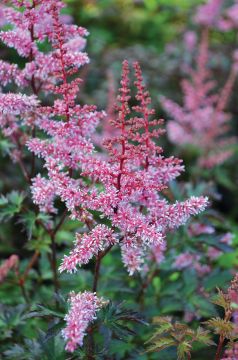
[161,3,238,169]
[0,0,210,355]
[28,55,208,350]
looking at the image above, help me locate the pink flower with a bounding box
[162,27,237,168]
[229,289,238,307]
[183,31,197,52]
[0,30,33,57]
[121,242,144,275]
[221,342,238,359]
[0,60,21,86]
[226,3,238,27]
[0,93,38,115]
[220,232,233,245]
[188,222,215,236]
[151,241,166,265]
[62,291,104,352]
[31,175,57,214]
[194,262,211,276]
[207,246,222,260]
[59,225,117,273]
[195,0,224,27]
[0,255,19,283]
[173,252,199,270]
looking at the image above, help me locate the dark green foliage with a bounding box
[0,191,25,222]
[146,317,214,359]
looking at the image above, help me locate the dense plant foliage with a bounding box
[0,0,238,359]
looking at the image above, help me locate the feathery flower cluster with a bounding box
[195,0,238,32]
[59,225,117,272]
[47,60,208,276]
[0,94,39,115]
[162,27,237,168]
[62,291,104,352]
[31,174,57,214]
[195,0,224,27]
[0,0,96,170]
[0,254,19,283]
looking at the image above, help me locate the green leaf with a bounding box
[23,305,65,320]
[0,191,25,222]
[218,252,238,269]
[190,295,217,317]
[4,344,26,359]
[212,288,229,311]
[0,138,14,156]
[146,323,173,344]
[146,336,176,353]
[26,233,51,252]
[177,341,191,360]
[196,327,215,346]
[44,321,65,342]
[182,269,198,297]
[100,301,147,342]
[144,0,158,11]
[204,318,234,338]
[4,339,43,360]
[160,299,184,314]
[203,270,232,291]
[18,211,37,240]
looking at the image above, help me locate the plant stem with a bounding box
[49,210,68,294]
[22,250,40,280]
[18,280,29,303]
[86,245,114,359]
[30,128,36,178]
[215,335,224,360]
[86,255,102,359]
[137,265,159,309]
[37,210,68,294]
[17,250,40,303]
[50,233,59,294]
[93,255,101,293]
[52,209,68,236]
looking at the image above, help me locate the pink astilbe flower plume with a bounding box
[0,0,97,171]
[194,0,238,32]
[31,60,208,277]
[195,0,224,27]
[162,27,237,169]
[62,291,104,352]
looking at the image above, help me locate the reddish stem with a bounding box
[215,335,224,360]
